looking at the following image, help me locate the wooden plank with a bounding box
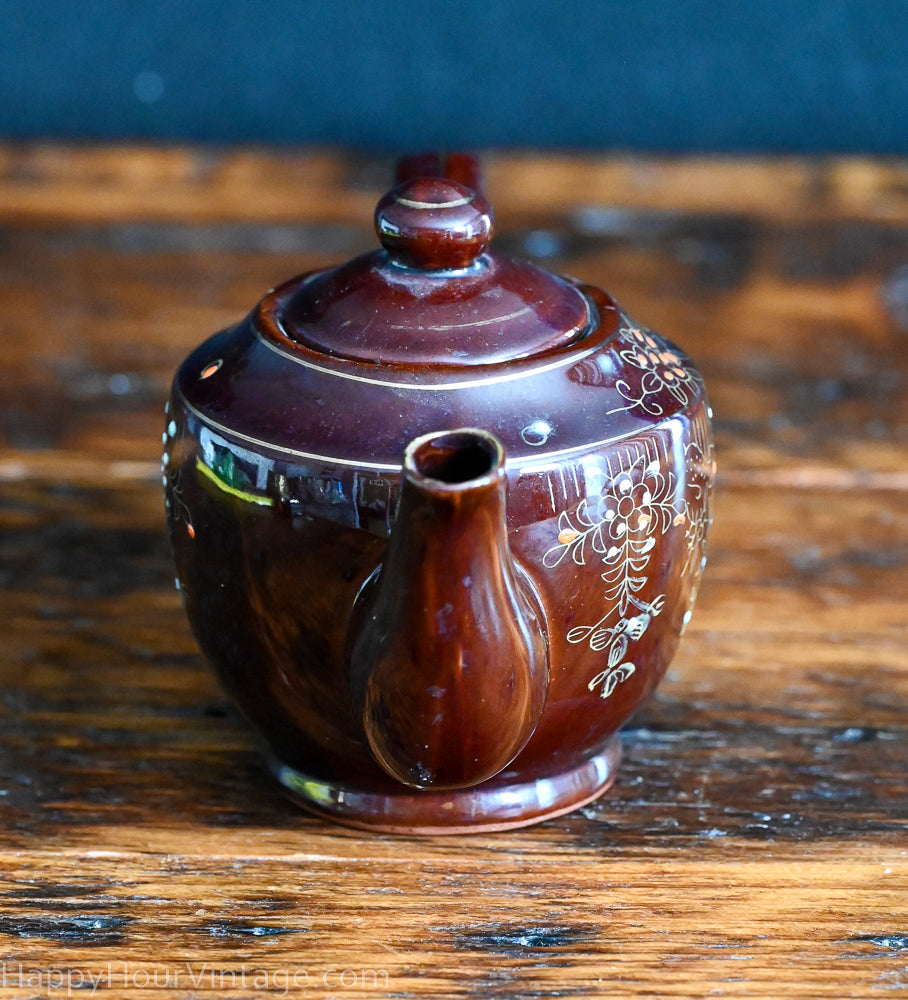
[0,847,904,999]
[0,145,906,998]
[0,216,906,479]
[1,145,907,224]
[1,478,904,854]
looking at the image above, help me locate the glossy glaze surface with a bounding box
[164,154,714,832]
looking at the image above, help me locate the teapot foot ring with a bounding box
[271,735,621,835]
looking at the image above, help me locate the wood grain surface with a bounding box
[0,145,906,998]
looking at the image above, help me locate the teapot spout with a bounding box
[349,429,549,790]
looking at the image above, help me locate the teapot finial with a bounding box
[375,176,494,270]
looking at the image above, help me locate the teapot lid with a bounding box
[273,153,594,368]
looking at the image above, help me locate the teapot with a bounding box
[163,152,714,833]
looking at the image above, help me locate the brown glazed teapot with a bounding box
[163,153,714,833]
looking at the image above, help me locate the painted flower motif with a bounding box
[679,420,715,582]
[610,326,702,416]
[544,452,680,617]
[544,427,712,702]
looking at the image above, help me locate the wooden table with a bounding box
[1,146,906,998]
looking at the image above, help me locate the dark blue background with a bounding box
[1,0,905,152]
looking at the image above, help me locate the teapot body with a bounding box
[164,268,714,832]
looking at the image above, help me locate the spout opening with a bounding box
[405,429,503,487]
